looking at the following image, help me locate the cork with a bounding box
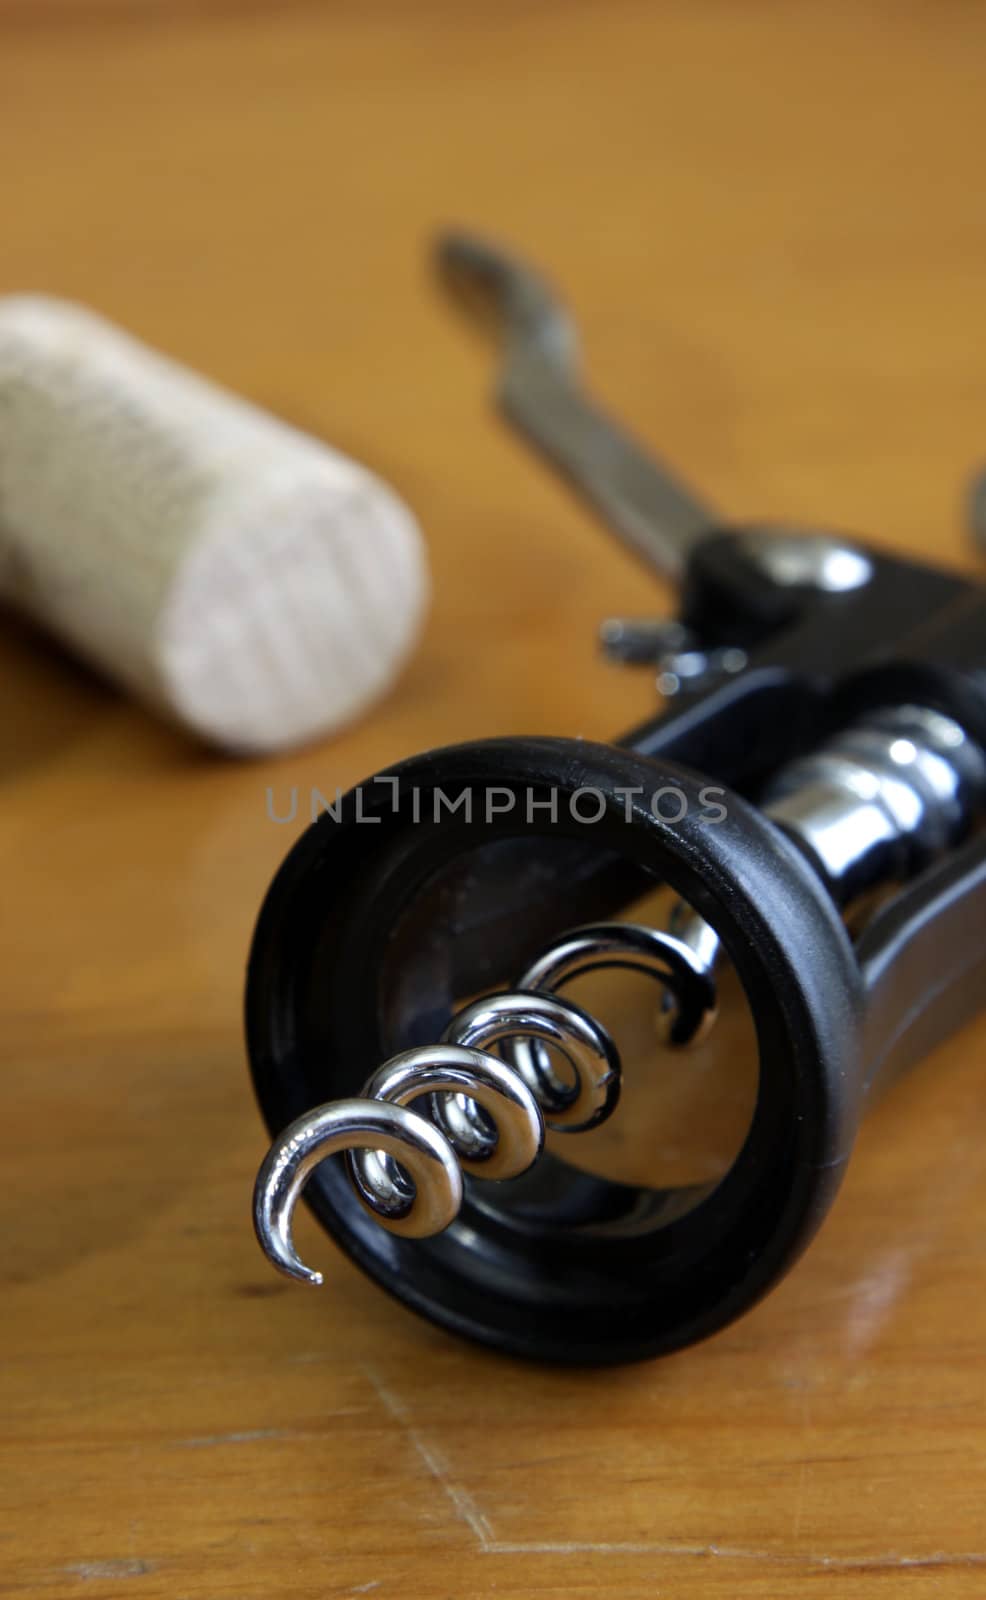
[0,296,429,753]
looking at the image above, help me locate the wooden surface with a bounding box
[3,4,986,1596]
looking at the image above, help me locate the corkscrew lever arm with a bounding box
[436,229,716,581]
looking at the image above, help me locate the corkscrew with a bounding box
[247,231,986,1365]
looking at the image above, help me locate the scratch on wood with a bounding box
[62,1560,155,1580]
[816,1552,986,1573]
[359,1368,986,1572]
[487,1542,721,1555]
[480,1541,986,1567]
[176,1427,298,1448]
[362,1365,495,1550]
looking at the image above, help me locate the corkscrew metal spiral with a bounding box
[253,920,717,1283]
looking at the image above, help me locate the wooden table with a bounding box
[3,4,986,1595]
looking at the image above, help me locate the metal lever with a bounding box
[436,230,716,581]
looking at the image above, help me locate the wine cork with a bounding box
[0,295,429,753]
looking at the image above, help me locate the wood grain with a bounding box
[2,4,986,1596]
